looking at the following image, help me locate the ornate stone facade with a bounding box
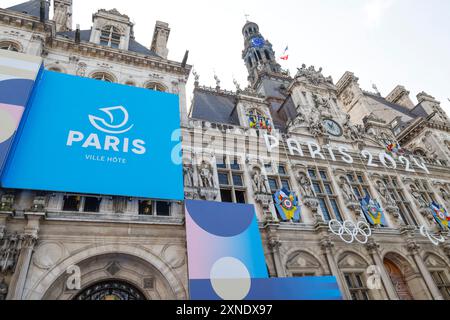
[1,2,450,301]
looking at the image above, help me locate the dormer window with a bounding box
[247,109,272,133]
[91,72,115,83]
[100,25,121,48]
[145,82,167,92]
[0,41,20,52]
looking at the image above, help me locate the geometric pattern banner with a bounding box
[185,200,342,300]
[0,50,42,176]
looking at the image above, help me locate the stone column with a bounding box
[365,239,398,300]
[407,240,443,300]
[266,223,286,277]
[6,212,44,300]
[320,237,350,300]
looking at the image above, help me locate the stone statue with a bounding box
[312,93,330,110]
[233,78,241,91]
[375,180,396,207]
[343,114,363,140]
[0,278,7,300]
[410,184,428,208]
[297,172,315,198]
[183,166,194,187]
[252,169,269,194]
[198,162,214,189]
[340,176,358,203]
[440,187,450,207]
[308,108,325,137]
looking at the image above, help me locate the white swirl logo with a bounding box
[88,106,134,134]
[328,219,372,244]
[420,225,446,246]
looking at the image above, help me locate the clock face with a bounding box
[251,37,265,48]
[323,119,343,137]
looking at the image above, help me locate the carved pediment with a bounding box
[338,252,368,269]
[424,254,448,268]
[286,251,321,269]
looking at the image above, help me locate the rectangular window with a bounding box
[156,201,171,216]
[220,189,233,203]
[278,166,287,175]
[281,179,291,191]
[268,178,278,191]
[139,200,152,215]
[330,199,343,222]
[309,167,342,222]
[63,196,80,212]
[431,271,450,300]
[318,197,331,221]
[235,190,246,204]
[83,197,101,213]
[218,173,229,186]
[230,158,240,170]
[232,174,243,187]
[216,156,227,169]
[344,273,370,300]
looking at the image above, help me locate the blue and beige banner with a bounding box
[0,50,42,176]
[185,200,342,300]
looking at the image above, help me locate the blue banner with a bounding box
[1,70,183,200]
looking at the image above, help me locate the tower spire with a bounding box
[241,21,282,87]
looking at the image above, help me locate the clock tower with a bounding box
[242,21,283,88]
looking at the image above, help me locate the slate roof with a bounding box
[56,30,161,57]
[190,89,240,125]
[364,92,428,119]
[7,0,49,20]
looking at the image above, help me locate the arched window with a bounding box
[47,66,64,73]
[74,280,145,300]
[413,149,427,157]
[264,50,271,60]
[91,72,115,83]
[100,25,121,49]
[145,82,167,92]
[0,41,20,52]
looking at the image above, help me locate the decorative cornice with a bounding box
[48,37,191,76]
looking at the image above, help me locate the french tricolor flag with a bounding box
[280,46,289,60]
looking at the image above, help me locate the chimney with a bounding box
[40,0,47,23]
[385,85,415,109]
[416,92,448,122]
[151,21,170,59]
[181,50,189,68]
[75,24,81,44]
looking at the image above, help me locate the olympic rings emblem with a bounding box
[419,225,446,246]
[328,219,372,244]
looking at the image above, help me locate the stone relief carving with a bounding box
[341,89,355,106]
[307,108,325,137]
[410,184,428,209]
[337,174,363,218]
[295,64,333,86]
[343,114,364,141]
[0,194,14,212]
[297,172,315,198]
[183,165,194,187]
[375,180,400,222]
[295,169,319,212]
[0,233,21,274]
[251,167,270,195]
[198,161,214,189]
[439,186,450,209]
[312,93,330,110]
[76,62,87,77]
[0,277,7,300]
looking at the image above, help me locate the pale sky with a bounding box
[3,0,450,114]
